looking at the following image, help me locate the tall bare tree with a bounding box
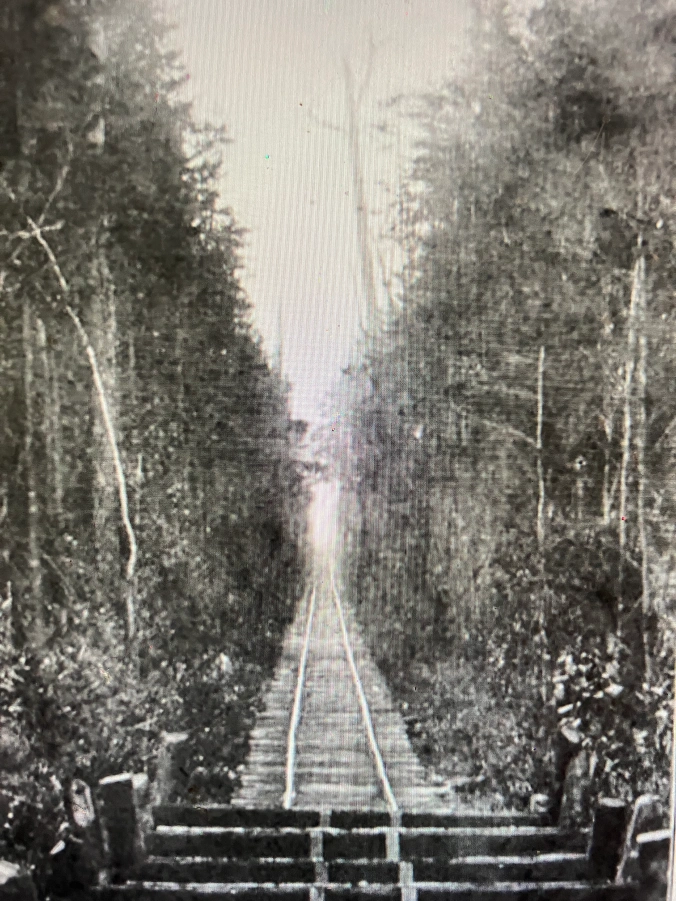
[343,37,378,334]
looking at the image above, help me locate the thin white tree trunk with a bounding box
[22,298,46,642]
[536,346,546,551]
[636,274,649,613]
[25,215,138,642]
[535,345,548,701]
[618,257,642,626]
[635,256,650,681]
[89,251,120,613]
[67,304,137,640]
[135,452,143,532]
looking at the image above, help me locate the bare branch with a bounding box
[473,383,538,402]
[37,151,72,228]
[0,154,71,280]
[652,412,676,454]
[1,221,64,242]
[26,215,69,293]
[446,396,537,449]
[42,553,80,607]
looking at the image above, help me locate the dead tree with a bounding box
[342,38,378,334]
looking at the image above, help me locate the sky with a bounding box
[161,0,477,423]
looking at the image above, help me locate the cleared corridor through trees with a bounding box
[232,482,448,812]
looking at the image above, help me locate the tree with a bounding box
[0,3,309,881]
[337,0,676,807]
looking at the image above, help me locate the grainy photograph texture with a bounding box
[0,0,675,899]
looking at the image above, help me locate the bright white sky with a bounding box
[161,0,477,423]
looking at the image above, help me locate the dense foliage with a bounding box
[337,0,676,813]
[0,1,307,893]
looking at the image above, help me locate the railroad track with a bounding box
[283,570,397,813]
[233,564,440,812]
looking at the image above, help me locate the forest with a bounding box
[0,0,307,893]
[4,0,676,894]
[335,0,676,815]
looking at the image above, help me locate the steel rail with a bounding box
[282,585,317,809]
[330,567,399,814]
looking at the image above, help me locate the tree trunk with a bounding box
[25,211,138,645]
[618,257,642,631]
[135,453,143,533]
[22,299,46,643]
[343,47,378,333]
[67,303,138,644]
[600,414,615,525]
[36,315,65,529]
[536,346,546,551]
[535,345,548,701]
[89,250,121,617]
[635,256,650,682]
[127,334,143,534]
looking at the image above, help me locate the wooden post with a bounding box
[69,779,102,888]
[132,773,152,846]
[97,773,148,883]
[588,798,628,881]
[615,794,663,884]
[153,732,189,805]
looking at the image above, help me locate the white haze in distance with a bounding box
[309,479,341,557]
[161,0,477,424]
